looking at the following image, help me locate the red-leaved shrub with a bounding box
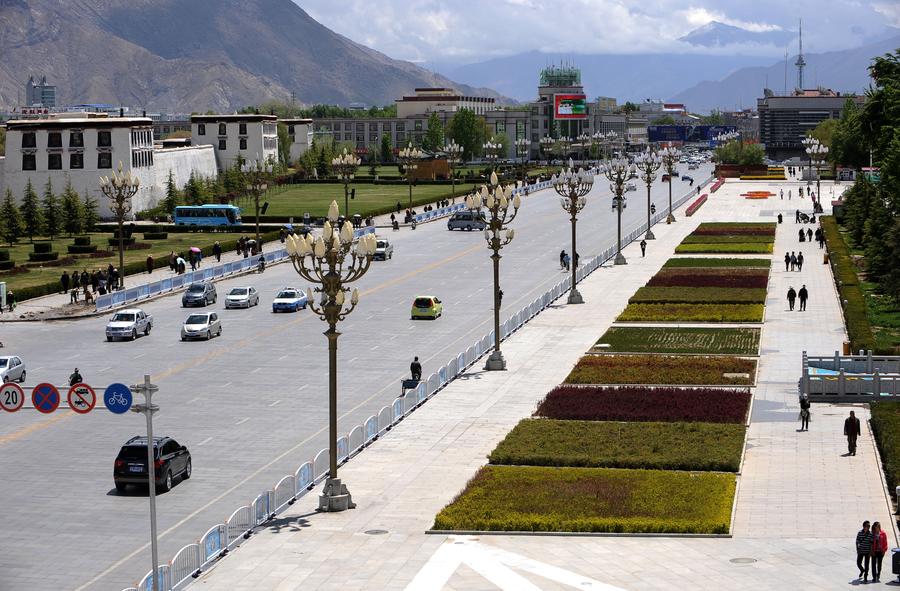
[647,272,768,289]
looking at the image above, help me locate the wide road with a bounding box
[0,164,712,590]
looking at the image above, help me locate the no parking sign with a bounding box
[31,383,60,414]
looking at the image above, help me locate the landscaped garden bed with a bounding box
[534,385,752,423]
[629,286,766,304]
[432,465,735,534]
[564,354,756,385]
[681,234,774,243]
[617,303,764,322]
[488,419,745,472]
[675,242,774,254]
[647,269,769,288]
[595,327,760,355]
[676,223,776,254]
[663,258,770,268]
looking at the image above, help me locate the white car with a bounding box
[225,287,259,309]
[181,313,222,341]
[272,288,308,313]
[625,182,637,192]
[105,308,153,341]
[0,356,26,383]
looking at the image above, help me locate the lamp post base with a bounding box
[567,288,584,304]
[666,214,676,224]
[318,478,356,512]
[645,228,655,240]
[614,252,627,266]
[484,350,507,371]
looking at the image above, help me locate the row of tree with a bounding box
[1,179,99,246]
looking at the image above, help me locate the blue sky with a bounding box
[294,0,899,64]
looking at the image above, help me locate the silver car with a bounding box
[181,313,222,341]
[0,356,26,383]
[225,287,259,309]
[373,239,394,261]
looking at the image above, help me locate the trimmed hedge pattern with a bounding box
[675,243,774,254]
[618,303,764,322]
[648,269,769,289]
[67,244,98,254]
[821,216,875,351]
[33,242,53,254]
[870,402,900,493]
[629,286,766,304]
[595,327,761,355]
[27,252,60,262]
[564,354,756,385]
[143,232,169,240]
[664,258,770,268]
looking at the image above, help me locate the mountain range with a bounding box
[0,0,503,112]
[678,21,794,48]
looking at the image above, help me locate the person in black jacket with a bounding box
[787,286,797,311]
[845,410,861,456]
[799,395,811,431]
[856,520,873,581]
[410,357,422,382]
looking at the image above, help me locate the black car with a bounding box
[182,282,216,307]
[114,436,192,493]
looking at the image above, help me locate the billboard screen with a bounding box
[554,94,587,119]
[647,125,737,143]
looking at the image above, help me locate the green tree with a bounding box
[809,118,838,152]
[489,133,509,159]
[81,191,99,232]
[183,172,205,205]
[881,218,900,300]
[863,198,892,278]
[422,113,445,151]
[380,133,393,163]
[653,115,677,125]
[0,189,23,246]
[831,99,869,169]
[162,170,180,213]
[19,179,43,242]
[0,126,5,156]
[843,175,878,246]
[621,101,639,113]
[42,179,61,240]
[277,122,292,166]
[700,110,725,125]
[60,180,83,236]
[714,140,764,166]
[446,108,486,161]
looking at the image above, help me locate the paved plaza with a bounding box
[193,178,897,590]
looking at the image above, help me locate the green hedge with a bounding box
[664,258,770,268]
[33,241,53,254]
[143,232,169,240]
[618,303,764,322]
[67,244,98,254]
[433,465,735,534]
[73,236,91,246]
[107,237,136,247]
[675,243,774,254]
[27,251,59,262]
[488,419,745,472]
[564,354,756,385]
[821,216,875,351]
[629,286,766,305]
[595,327,760,355]
[870,402,900,493]
[0,250,9,262]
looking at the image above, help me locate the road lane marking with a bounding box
[197,437,213,446]
[132,353,145,359]
[268,400,281,407]
[187,397,201,405]
[348,357,358,363]
[370,345,379,351]
[278,355,288,361]
[235,418,249,425]
[298,384,308,391]
[98,366,111,373]
[250,367,261,374]
[221,382,232,388]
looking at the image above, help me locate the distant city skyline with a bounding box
[295,0,899,65]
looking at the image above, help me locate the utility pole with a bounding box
[130,375,160,591]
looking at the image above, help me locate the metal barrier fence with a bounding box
[119,175,710,591]
[411,180,554,225]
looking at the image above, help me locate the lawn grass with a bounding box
[617,303,764,322]
[432,465,736,534]
[535,385,752,424]
[488,419,745,472]
[564,354,756,385]
[681,234,774,244]
[870,401,900,492]
[663,258,771,268]
[861,280,900,353]
[262,182,462,217]
[595,327,760,355]
[629,286,766,305]
[675,243,774,254]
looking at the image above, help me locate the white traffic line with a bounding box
[98,367,111,373]
[250,367,262,374]
[297,384,308,391]
[187,397,201,404]
[370,345,379,351]
[197,437,213,446]
[268,400,281,407]
[132,353,145,359]
[221,382,232,388]
[277,355,288,361]
[235,418,249,425]
[348,357,358,363]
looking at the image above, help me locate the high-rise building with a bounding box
[25,75,56,108]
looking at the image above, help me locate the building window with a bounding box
[22,153,36,170]
[240,137,247,150]
[396,122,405,131]
[239,123,247,135]
[70,153,84,169]
[356,123,364,131]
[288,125,295,135]
[98,131,111,147]
[397,132,405,142]
[383,123,391,132]
[344,123,352,131]
[22,132,36,148]
[198,123,206,136]
[69,132,84,147]
[219,139,227,150]
[356,134,363,143]
[415,120,423,131]
[48,153,62,170]
[370,134,378,142]
[495,121,505,133]
[48,132,62,147]
[218,123,227,135]
[98,152,112,169]
[344,133,351,141]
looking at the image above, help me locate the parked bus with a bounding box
[173,205,242,227]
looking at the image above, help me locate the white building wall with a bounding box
[288,123,313,162]
[191,120,278,171]
[152,146,217,192]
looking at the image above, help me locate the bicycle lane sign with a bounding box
[104,383,133,414]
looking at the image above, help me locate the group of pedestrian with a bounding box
[236,236,258,259]
[786,285,808,311]
[855,519,889,583]
[559,250,571,271]
[784,251,804,272]
[798,228,814,242]
[61,266,119,303]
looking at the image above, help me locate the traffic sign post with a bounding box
[67,383,97,414]
[104,383,133,414]
[0,383,25,412]
[31,383,60,414]
[130,375,162,591]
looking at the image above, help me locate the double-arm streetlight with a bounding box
[332,148,360,218]
[804,137,829,203]
[635,149,662,240]
[515,137,530,182]
[552,159,593,304]
[604,157,635,265]
[286,201,378,511]
[660,146,680,224]
[539,135,555,166]
[483,141,502,172]
[577,133,591,166]
[444,142,462,203]
[466,172,522,371]
[99,162,139,290]
[398,144,424,210]
[242,156,274,247]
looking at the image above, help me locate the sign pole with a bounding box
[130,375,160,591]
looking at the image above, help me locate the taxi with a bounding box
[411,295,443,320]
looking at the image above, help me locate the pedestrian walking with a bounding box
[574,252,580,267]
[562,253,571,271]
[799,228,806,242]
[777,213,783,224]
[784,252,791,271]
[780,189,784,199]
[799,395,810,431]
[169,251,176,272]
[871,521,888,582]
[80,270,88,289]
[787,286,797,311]
[189,253,197,272]
[789,189,792,200]
[410,356,422,381]
[640,239,647,257]
[806,228,813,242]
[845,410,861,455]
[856,520,873,582]
[197,250,202,267]
[559,250,567,269]
[90,270,99,293]
[70,287,79,304]
[790,252,797,271]
[146,255,154,275]
[797,252,804,272]
[72,270,81,291]
[60,271,70,294]
[795,209,801,223]
[6,290,15,312]
[213,241,222,262]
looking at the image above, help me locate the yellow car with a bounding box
[411,295,443,320]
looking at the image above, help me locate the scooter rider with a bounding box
[69,368,83,386]
[257,255,266,273]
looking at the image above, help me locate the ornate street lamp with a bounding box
[539,135,555,165]
[444,142,462,203]
[577,132,591,166]
[660,146,680,224]
[604,157,635,265]
[398,144,424,210]
[466,172,522,371]
[552,159,593,304]
[99,162,139,290]
[285,201,378,511]
[331,148,360,218]
[635,148,662,240]
[483,141,502,171]
[515,137,530,182]
[241,156,274,247]
[806,139,828,205]
[558,136,572,160]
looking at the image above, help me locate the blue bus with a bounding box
[173,204,242,227]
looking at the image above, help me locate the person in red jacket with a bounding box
[871,521,889,582]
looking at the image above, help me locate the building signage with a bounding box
[554,94,587,119]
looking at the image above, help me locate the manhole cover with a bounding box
[364,529,389,535]
[730,557,758,564]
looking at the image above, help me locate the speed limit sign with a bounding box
[0,383,25,412]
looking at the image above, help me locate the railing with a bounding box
[800,350,900,400]
[119,174,709,591]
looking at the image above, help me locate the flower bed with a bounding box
[618,303,764,322]
[663,258,771,269]
[691,227,776,237]
[488,419,745,472]
[710,178,725,193]
[685,194,707,217]
[595,327,760,355]
[432,465,736,534]
[695,222,776,233]
[675,242,774,254]
[629,286,766,304]
[648,269,769,289]
[564,354,757,385]
[535,385,752,423]
[682,234,774,244]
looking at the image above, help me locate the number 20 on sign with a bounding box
[0,383,26,412]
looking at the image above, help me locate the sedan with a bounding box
[272,288,308,313]
[411,295,442,320]
[182,282,217,307]
[0,356,26,383]
[225,287,259,309]
[181,313,222,341]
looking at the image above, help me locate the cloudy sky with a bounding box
[295,0,899,65]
